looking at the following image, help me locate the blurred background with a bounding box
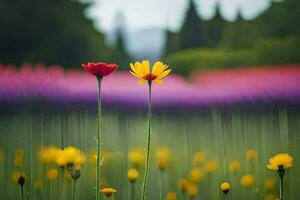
[0,0,300,200]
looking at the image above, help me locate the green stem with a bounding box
[160,171,164,200]
[20,185,24,200]
[280,175,284,200]
[131,182,135,200]
[141,81,152,200]
[72,180,76,200]
[96,77,102,200]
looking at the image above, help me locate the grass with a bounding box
[0,107,299,199]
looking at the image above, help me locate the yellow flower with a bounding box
[100,187,117,197]
[264,177,276,189]
[246,149,257,160]
[34,180,43,190]
[128,149,145,168]
[55,146,85,167]
[204,160,217,172]
[187,184,198,197]
[39,146,59,163]
[193,151,205,165]
[155,147,171,170]
[47,168,58,180]
[130,60,171,84]
[14,157,23,167]
[265,193,278,200]
[240,174,255,187]
[220,182,231,193]
[127,168,139,182]
[189,168,204,183]
[14,148,24,167]
[166,192,177,200]
[229,160,240,172]
[267,153,293,170]
[178,179,190,193]
[11,170,26,184]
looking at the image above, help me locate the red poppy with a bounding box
[81,62,118,77]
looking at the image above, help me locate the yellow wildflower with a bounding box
[155,147,171,170]
[14,148,24,167]
[55,146,85,167]
[267,153,293,170]
[187,184,198,197]
[246,149,257,160]
[189,168,204,183]
[204,160,217,172]
[130,60,171,84]
[34,180,43,190]
[220,182,231,193]
[265,193,278,200]
[127,168,139,182]
[100,187,117,197]
[128,149,145,168]
[11,170,26,184]
[39,146,59,163]
[229,160,240,172]
[193,151,205,165]
[166,192,177,200]
[178,179,190,193]
[47,168,58,180]
[240,174,255,187]
[264,177,276,189]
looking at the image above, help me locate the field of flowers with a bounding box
[0,63,299,200]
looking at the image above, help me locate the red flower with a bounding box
[81,62,118,77]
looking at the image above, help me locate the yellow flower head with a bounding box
[187,184,198,197]
[193,151,205,165]
[100,187,117,197]
[178,179,190,193]
[155,147,172,170]
[11,170,26,184]
[264,177,276,189]
[189,168,204,183]
[166,192,177,200]
[34,180,43,190]
[128,149,145,168]
[55,146,85,167]
[230,160,241,172]
[14,148,24,167]
[220,182,231,193]
[127,168,139,182]
[130,60,171,84]
[267,153,293,170]
[39,146,59,163]
[204,160,217,172]
[47,168,58,180]
[246,149,257,160]
[240,174,255,187]
[265,193,278,200]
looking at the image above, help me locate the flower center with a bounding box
[143,73,157,80]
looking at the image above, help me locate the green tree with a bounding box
[0,0,110,67]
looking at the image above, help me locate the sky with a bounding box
[82,0,278,60]
[85,0,275,33]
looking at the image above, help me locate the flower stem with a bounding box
[20,185,24,200]
[72,180,76,200]
[280,175,284,200]
[131,182,135,200]
[96,77,103,200]
[278,165,285,200]
[141,81,152,200]
[160,170,164,200]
